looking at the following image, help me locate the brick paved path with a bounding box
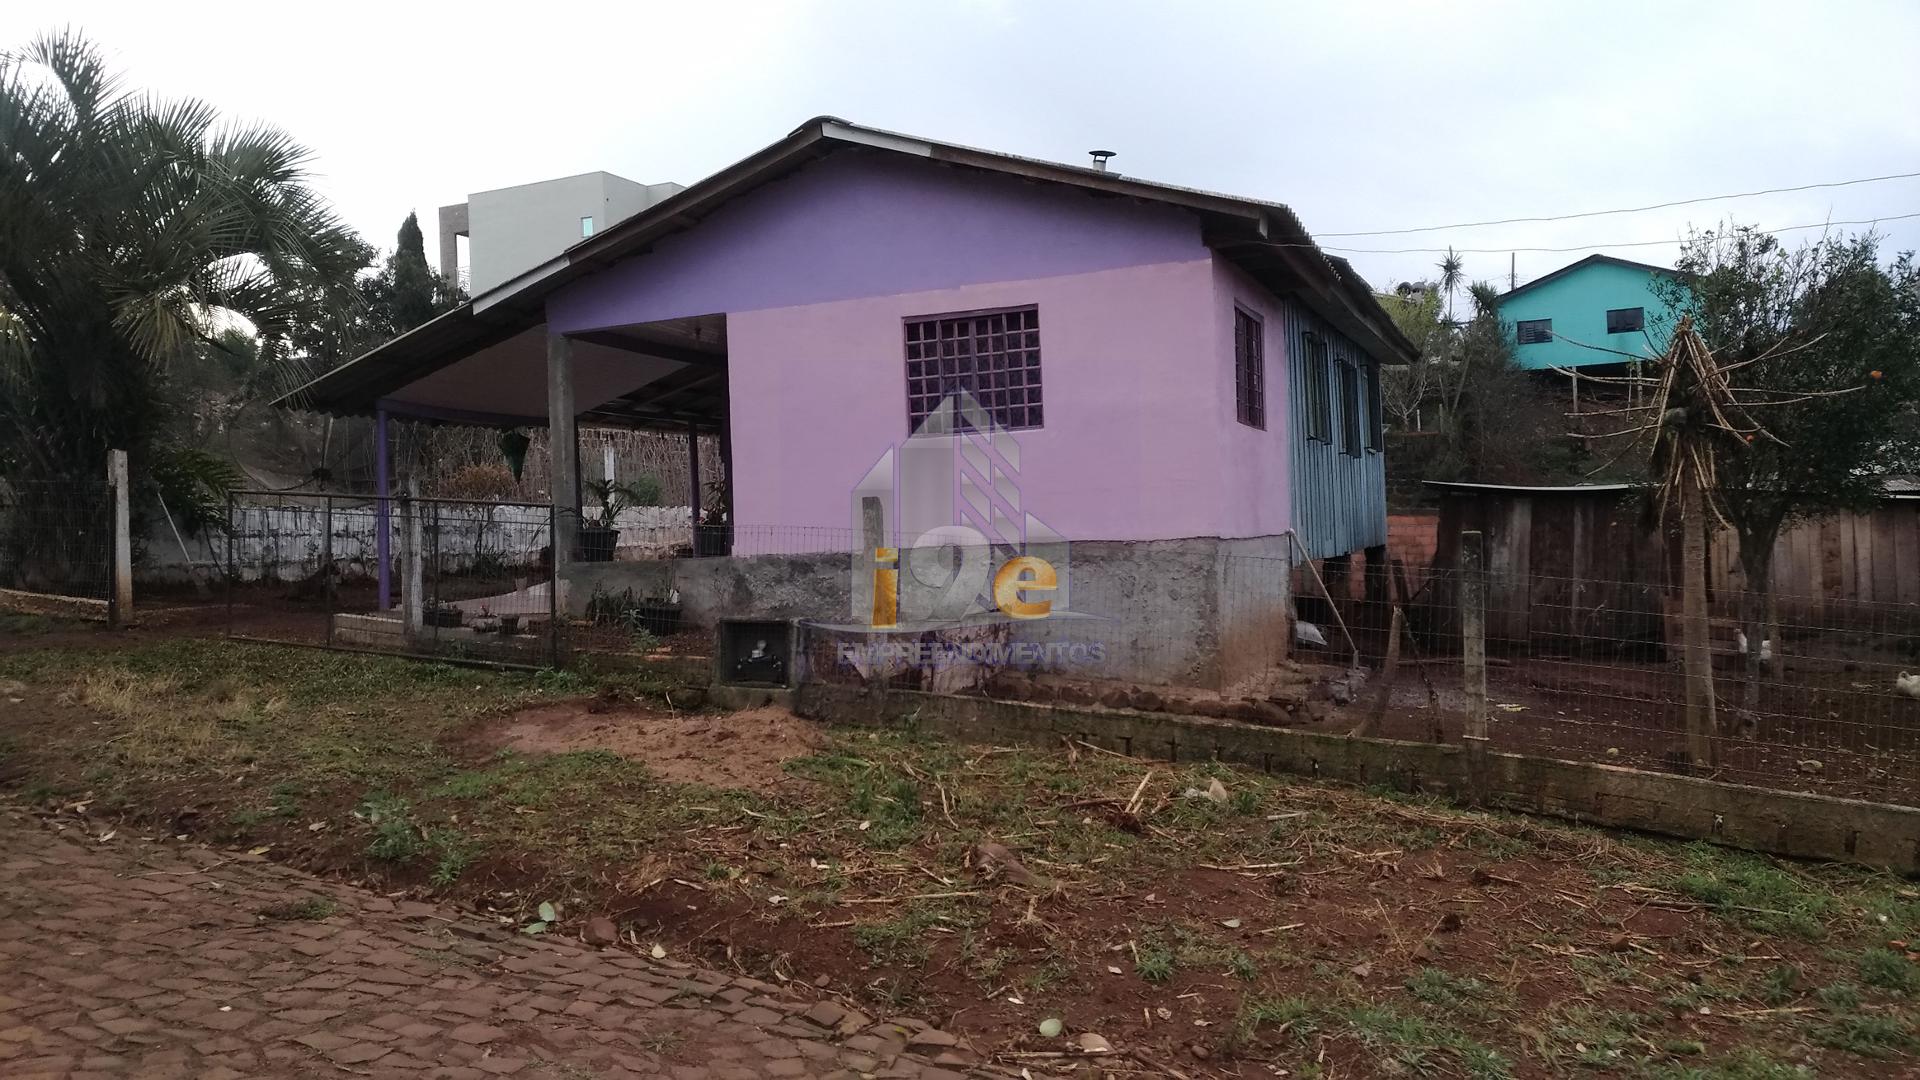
[0,807,993,1079]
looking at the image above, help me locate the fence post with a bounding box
[107,449,131,628]
[1460,529,1490,800]
[224,490,236,638]
[430,497,441,651]
[547,499,563,668]
[322,496,335,647]
[400,478,423,638]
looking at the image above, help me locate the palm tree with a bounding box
[1436,247,1466,326]
[0,30,363,492]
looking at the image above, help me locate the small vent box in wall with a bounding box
[715,618,793,687]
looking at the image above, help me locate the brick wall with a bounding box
[1311,510,1440,600]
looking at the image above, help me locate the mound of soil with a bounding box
[495,703,824,793]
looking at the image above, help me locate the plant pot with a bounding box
[425,605,464,628]
[693,524,732,557]
[635,601,682,637]
[575,526,619,563]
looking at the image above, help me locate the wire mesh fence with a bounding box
[1352,556,1920,807]
[222,491,562,665]
[0,480,116,614]
[204,495,1920,812]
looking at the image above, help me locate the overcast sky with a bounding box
[14,0,1920,295]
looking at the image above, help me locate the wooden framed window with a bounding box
[1337,354,1362,457]
[1606,307,1644,334]
[1304,333,1332,442]
[1365,360,1384,452]
[1516,318,1553,344]
[904,306,1042,431]
[1234,307,1265,429]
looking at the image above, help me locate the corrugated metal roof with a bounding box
[279,116,1418,418]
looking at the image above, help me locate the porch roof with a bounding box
[275,116,1418,427]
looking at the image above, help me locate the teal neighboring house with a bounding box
[1496,254,1683,370]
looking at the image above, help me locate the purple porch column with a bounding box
[375,407,392,610]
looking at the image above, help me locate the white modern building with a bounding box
[438,172,683,295]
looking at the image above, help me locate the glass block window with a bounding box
[1366,359,1384,452]
[904,306,1042,431]
[1234,307,1265,429]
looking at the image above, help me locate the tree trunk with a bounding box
[1680,478,1719,770]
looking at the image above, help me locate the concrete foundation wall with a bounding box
[796,683,1920,874]
[566,534,1293,687]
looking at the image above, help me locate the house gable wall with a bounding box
[1499,260,1680,371]
[543,152,1209,333]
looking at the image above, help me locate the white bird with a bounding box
[1897,672,1920,700]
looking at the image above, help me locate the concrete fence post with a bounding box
[401,477,423,636]
[107,449,131,628]
[1460,529,1490,800]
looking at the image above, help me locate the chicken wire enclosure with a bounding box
[0,481,116,605]
[1371,558,1920,809]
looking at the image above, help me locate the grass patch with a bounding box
[1647,1047,1813,1079]
[1667,845,1831,940]
[851,903,966,966]
[1812,1013,1917,1057]
[1233,995,1316,1048]
[1405,966,1497,1015]
[0,613,59,636]
[1338,1002,1512,1079]
[1856,947,1919,995]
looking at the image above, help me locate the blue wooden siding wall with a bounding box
[1283,298,1388,560]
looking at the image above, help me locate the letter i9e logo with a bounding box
[847,390,1075,634]
[870,547,898,628]
[992,555,1056,619]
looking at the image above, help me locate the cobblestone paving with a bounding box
[0,807,995,1079]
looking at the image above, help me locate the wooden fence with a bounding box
[1711,499,1920,618]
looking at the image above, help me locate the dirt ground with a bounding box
[4,622,1920,1076]
[494,703,823,793]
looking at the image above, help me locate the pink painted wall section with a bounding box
[1210,258,1293,539]
[544,153,1208,333]
[726,258,1230,543]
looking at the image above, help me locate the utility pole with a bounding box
[1509,252,1516,291]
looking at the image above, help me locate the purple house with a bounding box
[285,119,1415,683]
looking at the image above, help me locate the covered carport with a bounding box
[276,304,732,612]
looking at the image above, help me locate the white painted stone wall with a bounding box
[138,501,696,584]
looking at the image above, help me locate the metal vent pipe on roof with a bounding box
[1088,149,1115,172]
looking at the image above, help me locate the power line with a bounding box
[1317,170,1920,237]
[1318,212,1920,255]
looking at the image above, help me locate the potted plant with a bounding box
[576,478,658,562]
[693,475,731,557]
